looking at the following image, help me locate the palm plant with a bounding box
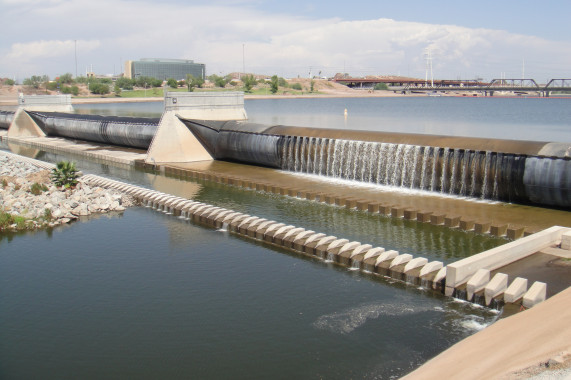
[51,161,79,188]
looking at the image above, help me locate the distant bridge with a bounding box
[332,77,571,97]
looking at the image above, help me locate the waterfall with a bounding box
[481,151,492,199]
[430,147,440,192]
[419,146,431,190]
[440,147,450,194]
[459,150,471,196]
[448,149,461,195]
[277,134,529,203]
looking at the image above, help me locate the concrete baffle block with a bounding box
[391,207,404,218]
[417,211,433,223]
[389,253,413,269]
[507,226,526,240]
[356,200,369,211]
[378,204,392,215]
[308,236,337,255]
[419,261,443,277]
[504,277,528,304]
[404,257,428,274]
[460,219,475,231]
[445,216,461,228]
[484,273,509,305]
[475,221,491,234]
[345,199,358,210]
[357,247,384,271]
[367,203,380,213]
[561,231,571,250]
[490,224,508,237]
[281,228,307,248]
[403,209,418,220]
[430,214,445,226]
[298,233,326,252]
[466,269,490,301]
[522,281,547,308]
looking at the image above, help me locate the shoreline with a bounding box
[4,88,568,107]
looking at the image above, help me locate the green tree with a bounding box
[167,78,178,89]
[23,75,47,89]
[116,77,134,90]
[186,74,196,92]
[242,74,257,93]
[71,85,79,96]
[270,75,279,94]
[291,83,302,91]
[310,79,315,93]
[4,79,15,86]
[374,82,388,90]
[58,73,74,84]
[186,74,204,92]
[208,74,230,88]
[114,84,122,96]
[278,77,287,87]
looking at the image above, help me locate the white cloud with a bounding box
[7,39,100,60]
[1,0,570,81]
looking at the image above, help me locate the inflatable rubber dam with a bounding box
[1,109,569,208]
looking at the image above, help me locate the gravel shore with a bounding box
[0,152,136,230]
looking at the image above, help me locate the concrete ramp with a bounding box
[8,94,73,138]
[7,108,47,138]
[145,92,247,164]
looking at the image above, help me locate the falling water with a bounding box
[278,136,526,202]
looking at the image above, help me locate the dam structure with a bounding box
[1,93,570,309]
[1,94,569,209]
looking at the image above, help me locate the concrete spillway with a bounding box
[181,119,570,208]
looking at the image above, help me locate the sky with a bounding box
[1,0,570,83]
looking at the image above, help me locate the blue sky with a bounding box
[1,0,570,82]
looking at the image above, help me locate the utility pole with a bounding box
[74,40,78,78]
[424,48,434,87]
[242,43,245,77]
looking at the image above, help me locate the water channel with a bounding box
[1,96,569,379]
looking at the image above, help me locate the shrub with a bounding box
[43,208,52,221]
[89,82,110,95]
[374,83,389,90]
[51,161,79,188]
[291,83,302,91]
[30,182,48,195]
[1,179,7,188]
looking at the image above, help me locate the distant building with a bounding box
[124,58,205,81]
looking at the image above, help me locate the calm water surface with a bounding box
[74,96,571,142]
[0,208,498,380]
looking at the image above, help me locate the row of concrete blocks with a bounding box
[81,174,548,308]
[456,269,546,309]
[160,165,531,240]
[81,173,450,291]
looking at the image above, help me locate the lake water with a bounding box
[74,96,571,142]
[2,96,568,379]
